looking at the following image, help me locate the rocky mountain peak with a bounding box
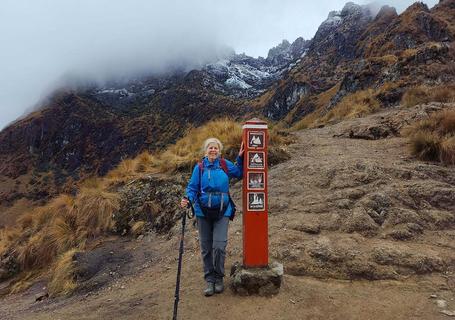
[375,5,398,20]
[289,37,308,57]
[319,10,342,31]
[267,39,291,60]
[309,2,374,62]
[265,37,310,66]
[340,1,363,16]
[404,1,430,14]
[319,2,373,29]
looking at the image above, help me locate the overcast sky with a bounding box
[0,0,438,130]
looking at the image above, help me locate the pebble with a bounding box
[437,300,448,308]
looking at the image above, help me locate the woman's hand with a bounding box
[180,197,189,208]
[238,141,245,157]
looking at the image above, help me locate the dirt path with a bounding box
[1,104,454,320]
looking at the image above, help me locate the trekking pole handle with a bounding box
[183,196,195,219]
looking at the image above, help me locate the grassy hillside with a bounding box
[0,118,292,296]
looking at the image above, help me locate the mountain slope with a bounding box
[259,1,455,122]
[0,102,454,319]
[0,76,247,211]
[1,1,454,217]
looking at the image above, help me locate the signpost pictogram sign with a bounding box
[242,118,268,267]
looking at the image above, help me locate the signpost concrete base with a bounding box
[229,261,283,296]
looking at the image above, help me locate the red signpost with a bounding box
[242,119,268,268]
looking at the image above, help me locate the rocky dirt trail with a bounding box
[1,103,454,320]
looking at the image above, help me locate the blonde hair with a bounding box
[202,137,223,154]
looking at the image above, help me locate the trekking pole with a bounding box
[172,197,195,320]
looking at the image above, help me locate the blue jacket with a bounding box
[186,156,243,217]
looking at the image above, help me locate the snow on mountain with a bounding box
[87,37,310,104]
[203,37,310,97]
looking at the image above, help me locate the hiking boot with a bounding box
[214,279,224,294]
[204,282,215,297]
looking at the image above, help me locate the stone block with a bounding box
[230,261,283,296]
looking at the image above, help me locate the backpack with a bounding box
[197,158,237,220]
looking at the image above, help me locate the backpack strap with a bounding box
[198,161,204,194]
[220,158,228,175]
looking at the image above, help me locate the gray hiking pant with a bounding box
[197,216,229,283]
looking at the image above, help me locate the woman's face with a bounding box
[206,142,220,161]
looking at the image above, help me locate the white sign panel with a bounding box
[248,131,265,149]
[248,172,265,190]
[247,151,265,169]
[248,192,265,211]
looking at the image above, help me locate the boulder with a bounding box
[230,261,283,296]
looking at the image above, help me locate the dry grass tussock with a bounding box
[322,89,381,123]
[9,271,40,294]
[105,153,159,184]
[48,248,78,296]
[289,84,340,131]
[404,109,455,165]
[0,187,119,292]
[131,221,146,237]
[401,85,455,108]
[157,119,243,172]
[0,227,20,255]
[291,83,402,130]
[106,118,292,179]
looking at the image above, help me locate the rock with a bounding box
[295,223,320,234]
[0,268,8,280]
[336,199,351,209]
[308,241,346,263]
[345,260,394,280]
[0,253,20,281]
[440,310,455,317]
[385,223,423,240]
[35,292,49,302]
[264,82,313,120]
[436,300,448,308]
[116,175,186,235]
[343,207,379,236]
[348,124,394,140]
[230,261,283,296]
[372,247,444,274]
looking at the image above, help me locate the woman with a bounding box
[180,137,244,296]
